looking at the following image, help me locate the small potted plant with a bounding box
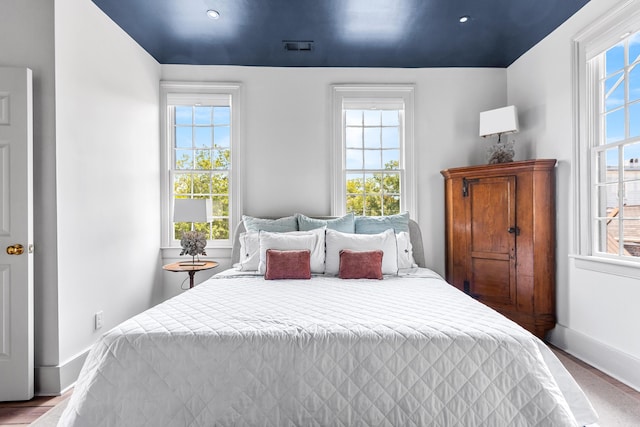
[179,230,207,266]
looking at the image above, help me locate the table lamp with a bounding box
[479,105,519,164]
[173,198,212,266]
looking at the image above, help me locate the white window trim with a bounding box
[572,0,640,270]
[160,81,243,250]
[330,84,416,218]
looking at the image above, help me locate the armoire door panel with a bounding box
[470,258,512,302]
[468,177,515,255]
[466,176,517,305]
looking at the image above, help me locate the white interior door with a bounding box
[0,67,34,401]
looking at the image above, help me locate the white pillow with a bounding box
[396,232,417,269]
[325,228,398,275]
[235,231,260,271]
[258,228,326,274]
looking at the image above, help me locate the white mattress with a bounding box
[59,268,597,426]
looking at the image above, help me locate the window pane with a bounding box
[382,150,400,169]
[382,172,400,194]
[381,127,399,148]
[383,195,400,215]
[195,127,211,148]
[381,110,399,126]
[346,195,364,215]
[175,150,193,169]
[364,128,380,148]
[604,73,624,111]
[175,127,192,148]
[597,147,619,183]
[174,222,191,240]
[630,66,640,103]
[363,110,380,126]
[364,150,382,169]
[622,177,640,218]
[623,219,640,256]
[211,173,228,196]
[623,202,640,219]
[346,127,362,148]
[215,126,230,148]
[213,106,230,125]
[630,103,640,138]
[190,173,212,194]
[211,195,229,216]
[606,42,625,76]
[367,173,381,193]
[623,142,640,172]
[212,149,230,169]
[345,110,362,126]
[175,106,192,125]
[346,149,363,169]
[595,183,619,217]
[597,218,619,255]
[211,219,229,240]
[174,173,194,194]
[346,173,364,193]
[605,109,625,143]
[364,194,382,216]
[194,106,212,125]
[194,150,211,169]
[630,32,640,65]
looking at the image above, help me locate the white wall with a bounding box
[0,0,60,378]
[160,65,507,298]
[508,0,640,390]
[52,0,162,391]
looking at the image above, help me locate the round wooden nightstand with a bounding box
[162,260,219,289]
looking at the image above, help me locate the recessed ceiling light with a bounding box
[459,16,470,23]
[207,10,220,20]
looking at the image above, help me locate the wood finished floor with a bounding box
[0,389,72,426]
[0,348,639,426]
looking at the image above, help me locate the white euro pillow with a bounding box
[258,228,326,274]
[234,231,260,271]
[396,231,417,269]
[325,228,398,276]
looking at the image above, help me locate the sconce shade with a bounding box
[173,198,213,223]
[479,105,519,137]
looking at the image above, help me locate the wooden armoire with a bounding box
[440,159,556,338]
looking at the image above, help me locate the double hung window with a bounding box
[592,30,640,257]
[332,85,416,218]
[161,82,242,248]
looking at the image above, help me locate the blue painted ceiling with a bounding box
[91,0,590,68]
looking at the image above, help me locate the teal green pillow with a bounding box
[355,212,410,234]
[242,215,298,232]
[296,213,355,233]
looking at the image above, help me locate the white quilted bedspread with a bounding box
[59,269,597,427]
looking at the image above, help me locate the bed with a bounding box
[59,215,597,426]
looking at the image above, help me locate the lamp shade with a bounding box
[173,198,213,223]
[479,105,519,137]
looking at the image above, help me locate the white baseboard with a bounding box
[548,324,640,392]
[35,350,89,395]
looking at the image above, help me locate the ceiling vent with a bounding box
[283,40,314,52]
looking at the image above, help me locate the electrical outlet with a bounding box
[95,311,104,330]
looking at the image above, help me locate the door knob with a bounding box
[6,244,24,255]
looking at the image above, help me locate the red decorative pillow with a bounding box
[338,249,384,280]
[264,249,311,280]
